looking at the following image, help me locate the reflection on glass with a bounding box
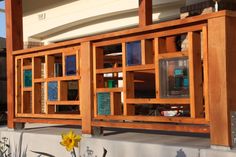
[48,81,58,101]
[65,55,76,76]
[97,92,111,115]
[126,41,141,66]
[160,58,189,98]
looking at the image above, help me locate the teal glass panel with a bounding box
[97,92,111,115]
[24,69,32,87]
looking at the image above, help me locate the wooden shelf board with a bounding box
[47,76,81,82]
[34,78,46,83]
[158,51,188,59]
[47,101,80,105]
[14,118,82,125]
[16,113,81,119]
[96,88,123,93]
[23,65,32,70]
[125,64,155,71]
[96,67,122,74]
[92,121,210,133]
[94,115,209,125]
[126,98,190,104]
[23,87,32,92]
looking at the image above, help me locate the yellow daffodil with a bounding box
[60,130,81,152]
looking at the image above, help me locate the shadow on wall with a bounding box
[176,149,187,157]
[23,0,78,16]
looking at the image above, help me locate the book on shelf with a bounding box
[48,81,58,101]
[126,41,141,66]
[97,92,111,115]
[65,55,76,76]
[23,69,32,87]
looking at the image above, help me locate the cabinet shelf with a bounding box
[23,87,32,92]
[23,65,32,70]
[126,98,190,105]
[125,64,155,71]
[47,101,80,105]
[96,67,122,74]
[96,88,123,93]
[47,76,80,82]
[158,51,188,59]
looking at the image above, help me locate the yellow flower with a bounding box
[60,130,81,152]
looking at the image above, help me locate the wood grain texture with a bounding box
[188,32,204,118]
[92,121,209,133]
[94,115,208,124]
[139,0,152,27]
[80,42,93,134]
[14,118,82,125]
[6,0,23,128]
[208,16,231,147]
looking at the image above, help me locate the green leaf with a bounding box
[31,150,55,157]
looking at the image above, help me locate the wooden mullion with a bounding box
[62,51,66,77]
[141,40,146,65]
[110,92,115,115]
[21,58,24,113]
[123,42,135,115]
[32,57,35,114]
[202,26,210,121]
[155,38,160,98]
[93,46,98,116]
[15,58,21,115]
[76,49,80,76]
[58,80,61,101]
[45,55,49,114]
[188,31,204,118]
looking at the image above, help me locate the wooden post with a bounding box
[80,42,93,134]
[208,15,236,148]
[139,0,152,27]
[5,0,23,128]
[188,32,204,118]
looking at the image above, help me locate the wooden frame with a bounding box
[6,0,236,147]
[92,24,209,134]
[14,46,81,120]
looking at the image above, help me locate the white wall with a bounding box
[22,0,186,44]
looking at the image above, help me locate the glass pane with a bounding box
[48,81,58,101]
[23,69,32,87]
[97,92,111,115]
[65,55,76,76]
[160,58,189,98]
[126,41,141,66]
